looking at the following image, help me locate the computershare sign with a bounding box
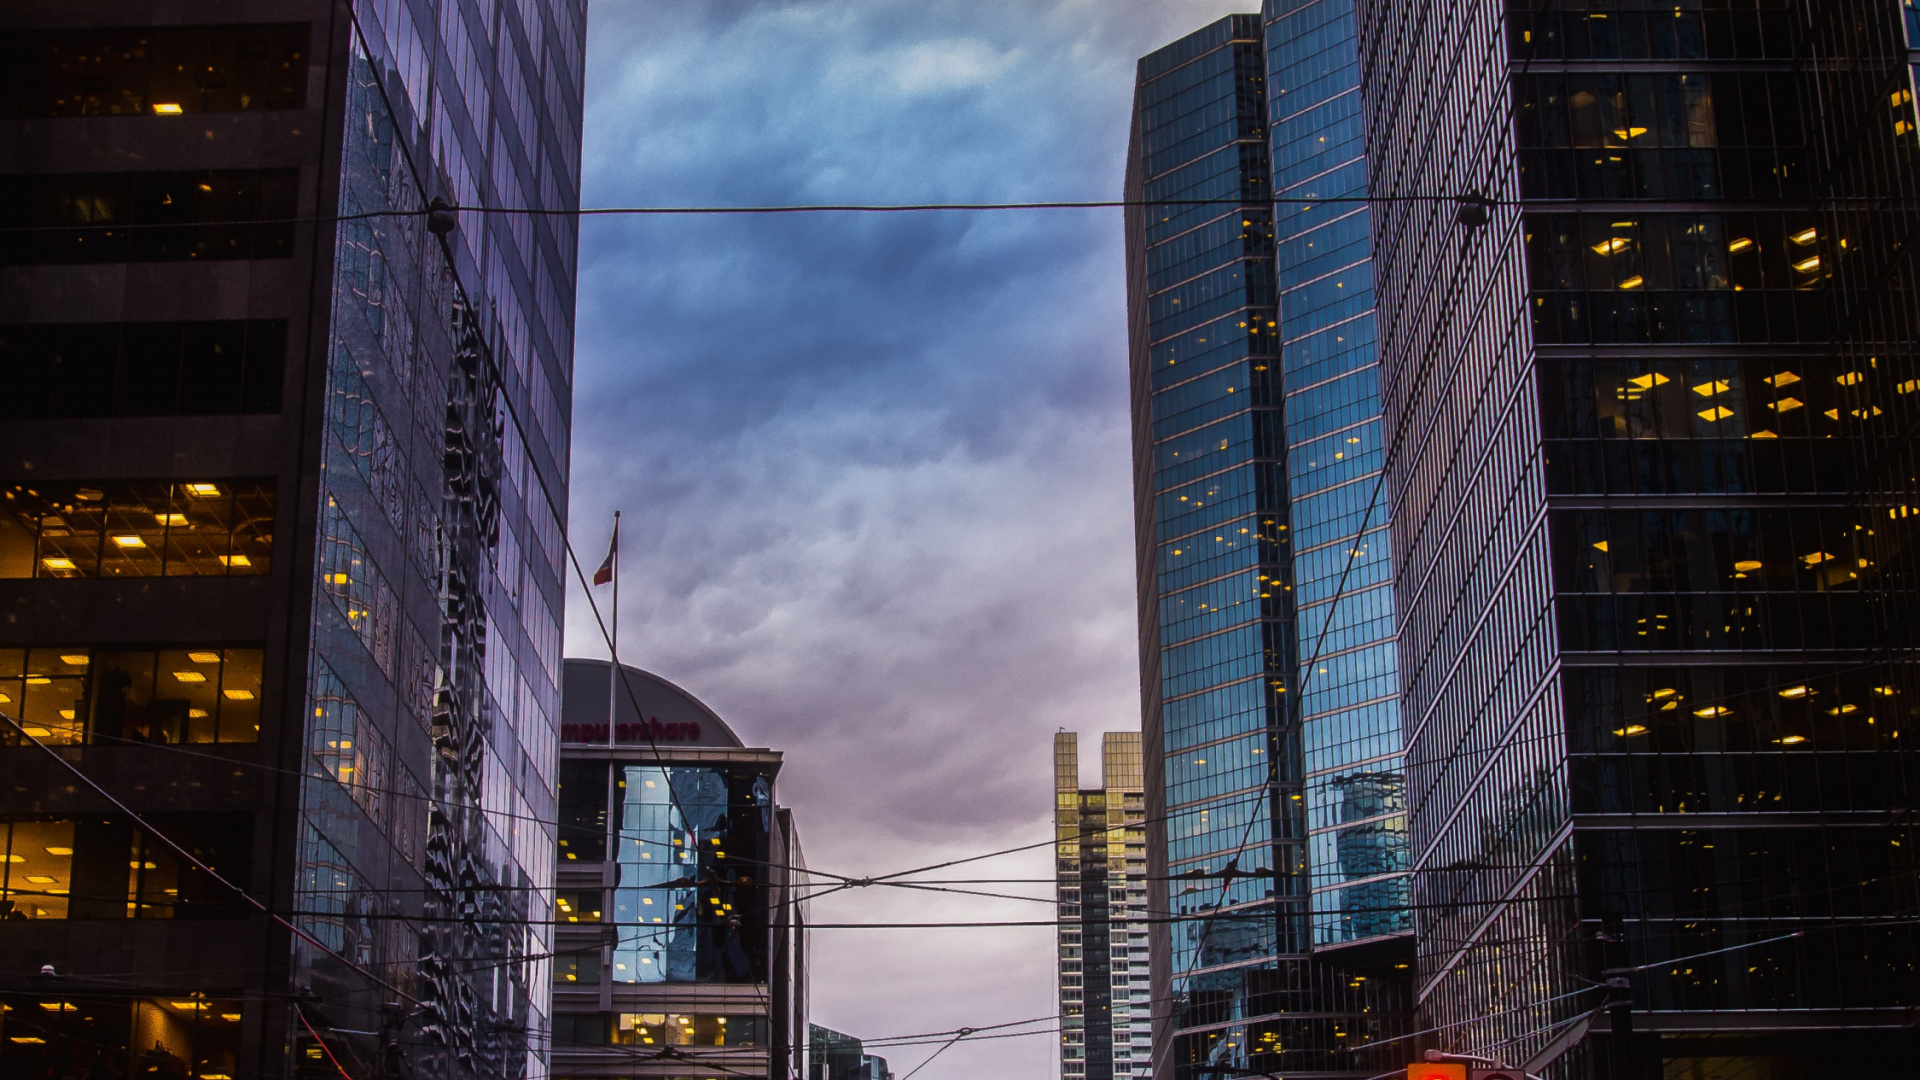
[561,719,703,744]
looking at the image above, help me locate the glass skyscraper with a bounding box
[1354,0,1920,1073]
[1054,732,1150,1080]
[1261,0,1411,951]
[1125,15,1408,1080]
[0,5,586,1080]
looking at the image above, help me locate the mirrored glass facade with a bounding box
[1126,16,1409,1079]
[548,660,809,1080]
[1055,732,1151,1080]
[0,6,585,1080]
[1356,0,1920,1072]
[1261,0,1411,951]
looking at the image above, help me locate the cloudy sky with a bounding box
[565,3,1250,1076]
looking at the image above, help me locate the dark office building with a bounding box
[1124,15,1409,1080]
[551,660,808,1080]
[1353,0,1920,1074]
[0,4,585,1080]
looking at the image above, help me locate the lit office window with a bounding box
[0,480,272,579]
[0,25,307,117]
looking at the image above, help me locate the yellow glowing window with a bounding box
[152,103,183,115]
[188,651,222,663]
[1612,126,1648,140]
[1734,560,1762,572]
[1829,704,1858,715]
[1592,541,1609,552]
[58,654,88,666]
[1591,237,1631,255]
[1802,552,1833,566]
[1789,227,1818,245]
[1694,705,1732,718]
[173,671,208,683]
[1692,380,1730,396]
[1612,724,1648,736]
[1626,373,1670,390]
[1777,735,1807,745]
[1749,429,1778,439]
[1769,397,1804,412]
[1837,371,1864,386]
[1727,237,1753,253]
[1778,685,1814,699]
[223,689,256,701]
[1764,371,1800,387]
[219,554,251,567]
[1852,406,1884,418]
[1618,275,1644,289]
[44,847,73,856]
[110,535,145,548]
[1792,255,1821,273]
[184,483,222,497]
[1697,406,1734,422]
[1873,686,1898,696]
[1898,380,1920,394]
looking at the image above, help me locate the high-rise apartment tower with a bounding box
[0,4,586,1080]
[1355,0,1920,1073]
[1054,732,1150,1080]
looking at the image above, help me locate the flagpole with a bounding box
[607,510,619,752]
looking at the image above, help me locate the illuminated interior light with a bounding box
[1697,406,1734,422]
[156,513,188,526]
[1749,429,1778,439]
[1591,237,1631,255]
[184,483,221,497]
[1769,397,1803,412]
[1618,275,1644,289]
[1612,126,1649,140]
[1789,227,1818,245]
[1764,371,1800,388]
[1792,255,1821,273]
[1592,541,1609,552]
[1613,724,1648,736]
[1802,551,1833,566]
[1775,735,1807,745]
[1777,685,1814,698]
[1728,237,1754,253]
[110,535,146,548]
[1694,705,1732,718]
[25,677,51,685]
[1734,560,1763,572]
[187,709,209,718]
[219,554,251,567]
[1692,380,1731,396]
[59,654,89,666]
[1852,406,1884,418]
[188,651,222,663]
[173,671,208,683]
[223,689,255,701]
[152,103,183,115]
[1874,686,1898,696]
[44,847,72,856]
[1828,704,1858,715]
[1837,371,1865,386]
[1626,373,1669,390]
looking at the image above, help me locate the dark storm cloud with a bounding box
[566,2,1254,1074]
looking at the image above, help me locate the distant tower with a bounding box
[1054,732,1150,1080]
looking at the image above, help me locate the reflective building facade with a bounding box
[0,4,585,1080]
[551,660,808,1080]
[1261,0,1412,951]
[1354,0,1920,1073]
[1125,16,1408,1080]
[1053,732,1150,1080]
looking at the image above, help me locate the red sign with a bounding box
[562,718,703,744]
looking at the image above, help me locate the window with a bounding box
[0,814,250,919]
[0,171,298,265]
[555,890,603,922]
[612,1013,765,1047]
[0,992,243,1080]
[0,646,264,746]
[0,320,284,419]
[0,480,272,579]
[0,24,308,117]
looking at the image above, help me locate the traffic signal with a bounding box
[1407,1066,1465,1080]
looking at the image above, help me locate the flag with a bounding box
[592,515,617,585]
